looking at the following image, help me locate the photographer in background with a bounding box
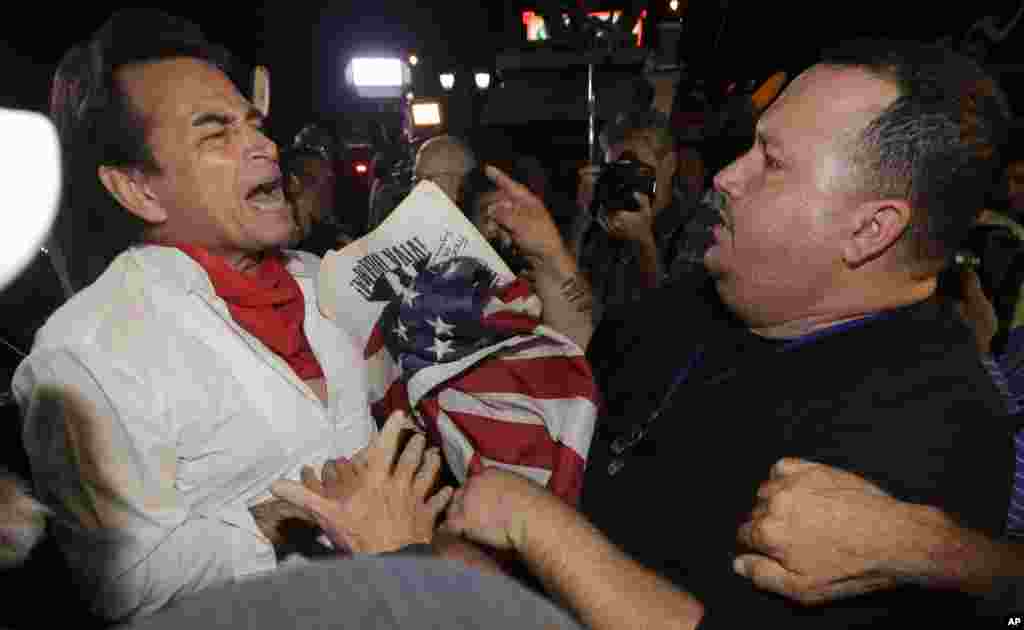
[573,110,696,325]
[367,142,414,232]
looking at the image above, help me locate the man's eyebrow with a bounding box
[192,112,232,128]
[192,107,265,128]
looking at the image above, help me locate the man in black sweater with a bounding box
[439,39,1016,629]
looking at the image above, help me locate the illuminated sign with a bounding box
[522,9,647,47]
[411,101,443,127]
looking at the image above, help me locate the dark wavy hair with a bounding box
[50,9,235,291]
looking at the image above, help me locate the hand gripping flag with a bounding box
[364,255,598,506]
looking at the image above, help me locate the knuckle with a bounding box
[751,518,780,549]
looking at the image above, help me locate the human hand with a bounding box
[576,164,602,213]
[0,471,49,569]
[735,458,926,605]
[954,268,998,354]
[249,497,319,554]
[271,412,454,554]
[484,165,573,273]
[605,192,655,245]
[441,467,550,552]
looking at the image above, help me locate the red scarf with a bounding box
[174,244,324,380]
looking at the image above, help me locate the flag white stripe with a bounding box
[440,388,593,426]
[478,455,553,487]
[445,391,597,458]
[405,334,535,406]
[482,295,542,319]
[492,338,585,361]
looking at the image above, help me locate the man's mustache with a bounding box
[701,188,731,233]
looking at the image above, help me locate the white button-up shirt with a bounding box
[11,245,376,620]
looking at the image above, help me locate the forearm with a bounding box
[530,249,596,351]
[518,496,703,630]
[633,236,662,289]
[906,505,1024,596]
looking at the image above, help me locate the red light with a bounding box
[355,163,369,175]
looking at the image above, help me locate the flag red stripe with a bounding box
[547,447,585,505]
[440,408,570,470]
[451,354,599,400]
[364,321,386,359]
[495,279,534,302]
[483,311,539,333]
[370,379,413,426]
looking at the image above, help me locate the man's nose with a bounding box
[246,126,279,164]
[712,153,749,199]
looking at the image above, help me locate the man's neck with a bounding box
[749,279,937,340]
[221,250,266,275]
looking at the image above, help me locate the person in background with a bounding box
[571,110,693,325]
[413,135,477,207]
[283,125,353,256]
[366,135,412,232]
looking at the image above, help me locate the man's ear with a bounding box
[97,165,168,224]
[841,199,911,268]
[286,172,303,197]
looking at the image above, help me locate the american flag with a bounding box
[362,256,599,506]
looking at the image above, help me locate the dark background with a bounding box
[2,2,1022,143]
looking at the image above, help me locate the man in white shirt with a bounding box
[12,9,449,621]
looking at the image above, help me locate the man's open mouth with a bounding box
[246,177,286,210]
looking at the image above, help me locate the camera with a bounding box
[592,157,657,219]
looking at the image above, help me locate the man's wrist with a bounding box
[530,246,578,281]
[513,486,568,558]
[894,504,974,588]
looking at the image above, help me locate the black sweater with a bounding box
[583,275,1015,627]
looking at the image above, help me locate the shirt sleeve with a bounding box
[12,347,277,621]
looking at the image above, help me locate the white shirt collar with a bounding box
[124,244,321,296]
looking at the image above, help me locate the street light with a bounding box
[406,91,415,102]
[345,57,411,99]
[439,73,455,91]
[669,0,680,12]
[474,71,491,90]
[408,54,419,66]
[411,100,443,127]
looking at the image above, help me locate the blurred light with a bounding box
[406,91,415,102]
[439,73,455,91]
[354,163,369,175]
[412,101,443,127]
[474,72,491,90]
[669,0,680,11]
[0,108,61,291]
[349,58,405,87]
[408,54,419,66]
